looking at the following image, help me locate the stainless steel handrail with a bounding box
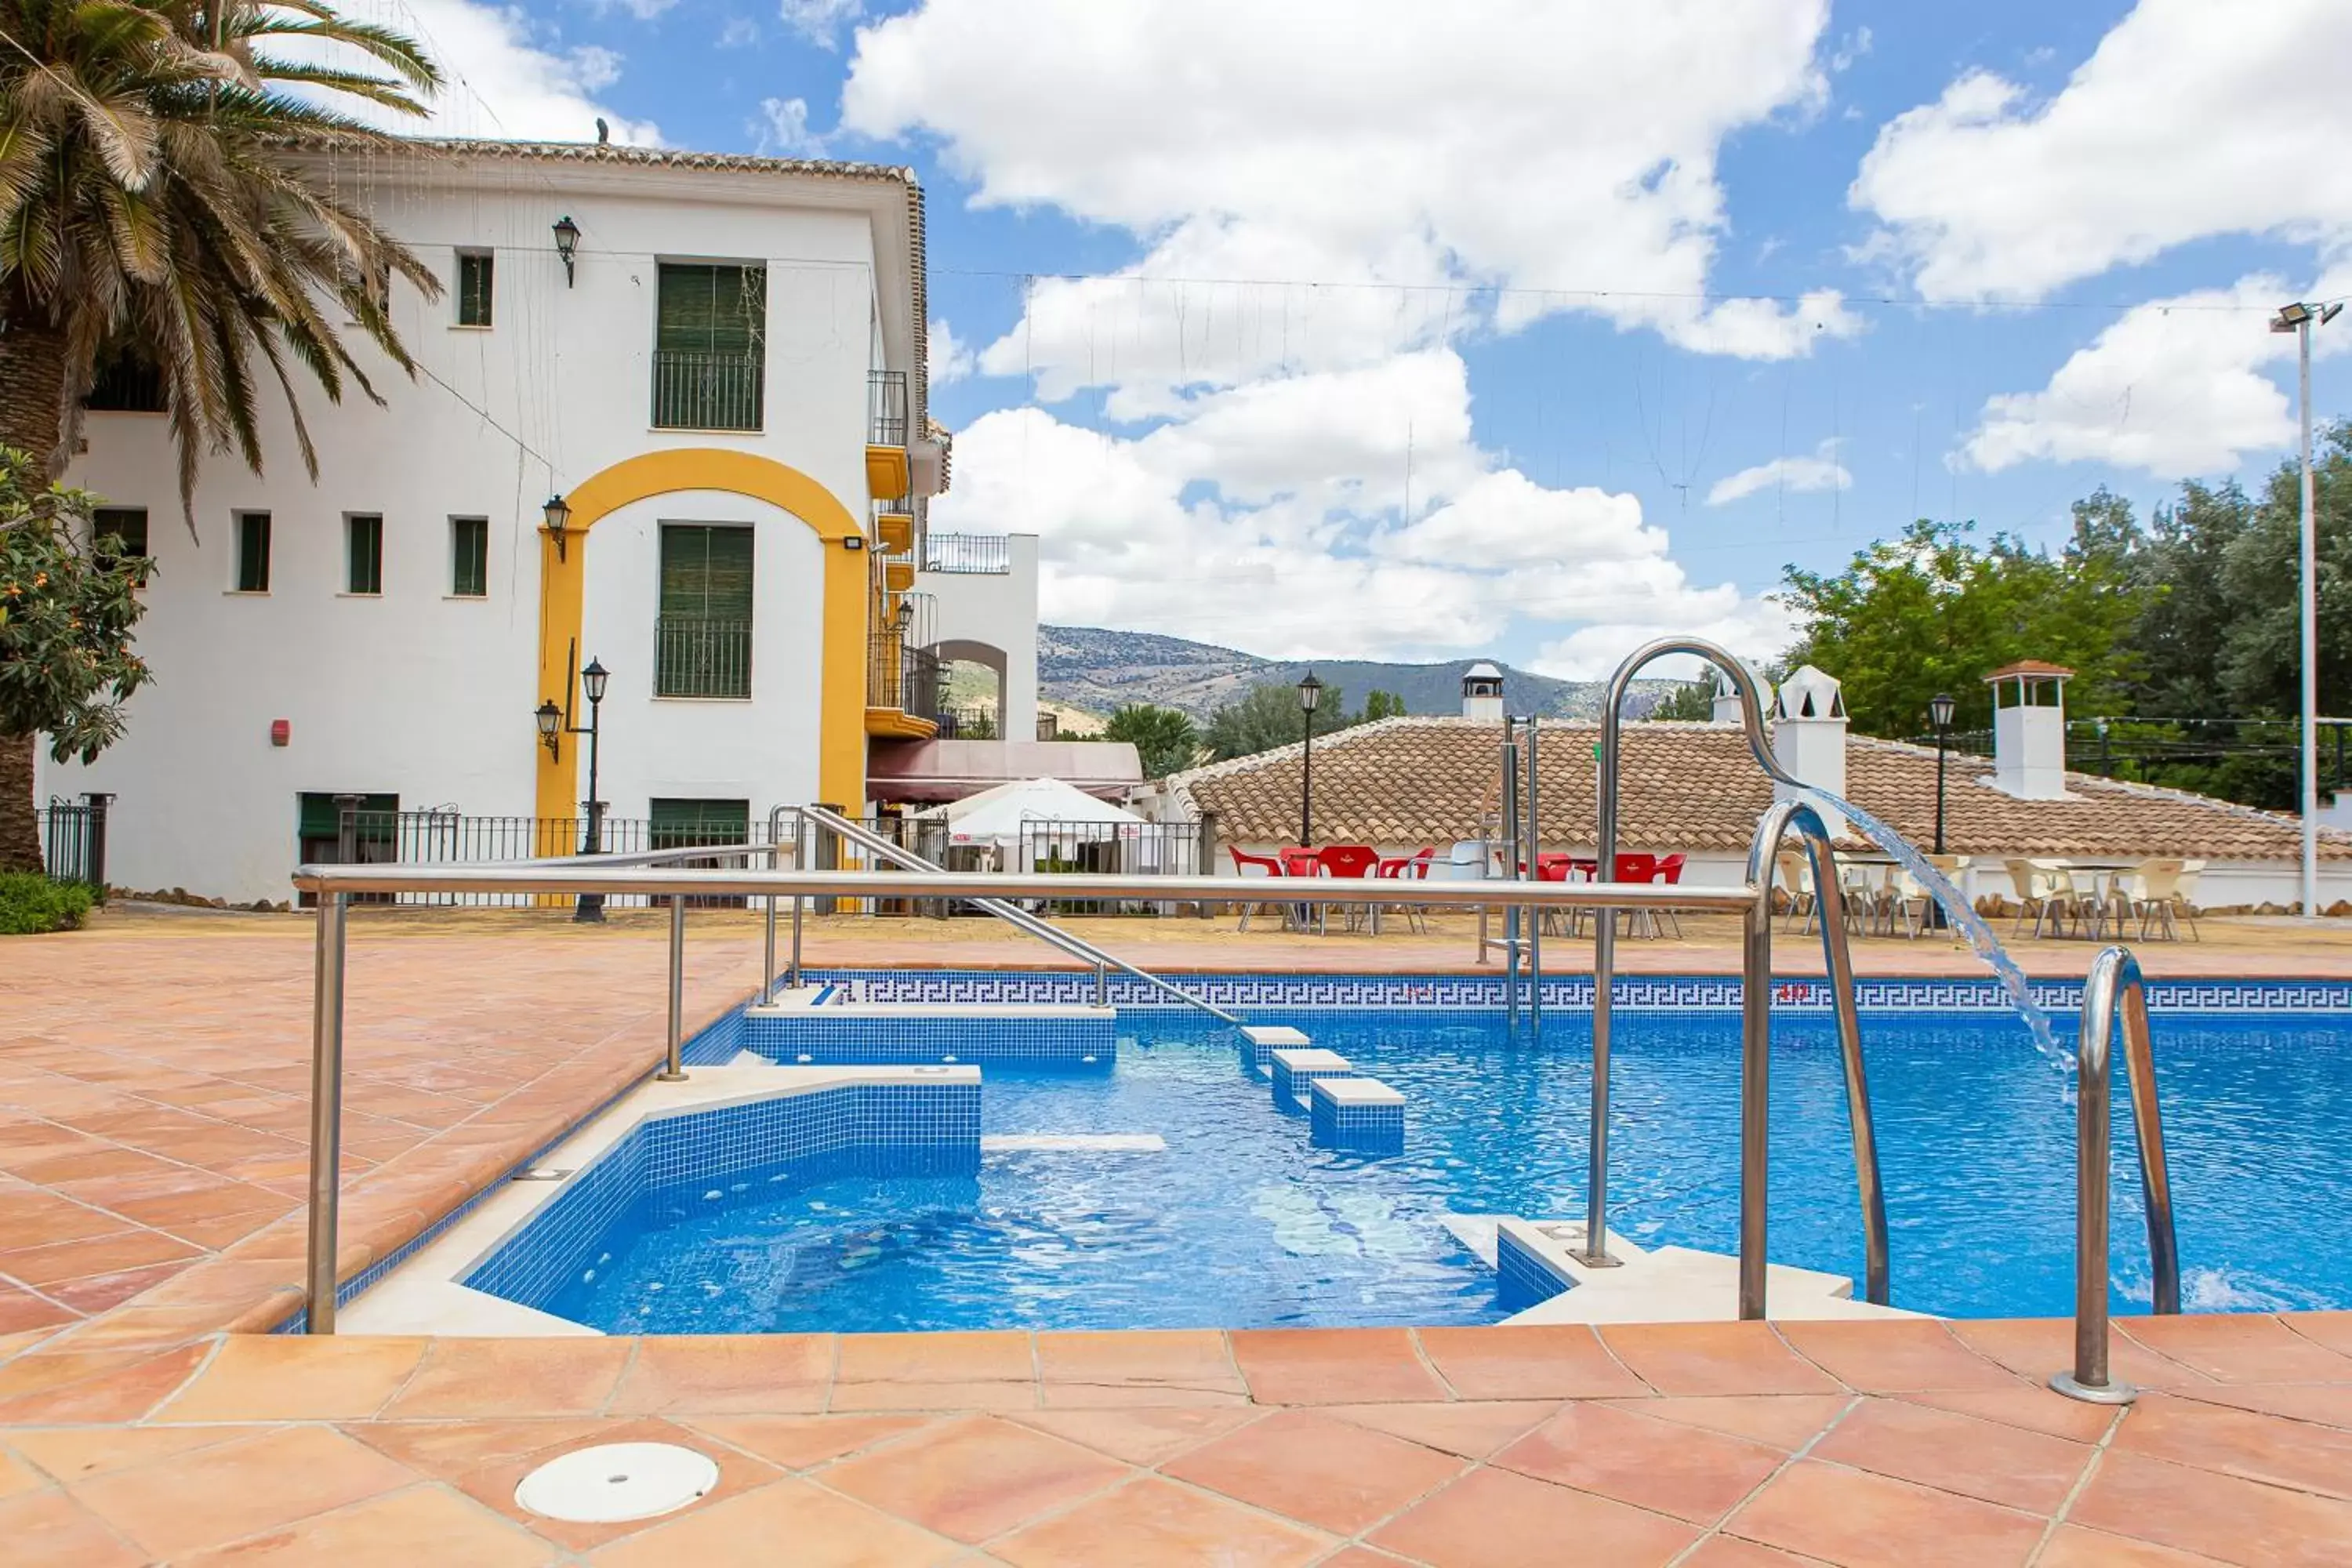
[1740,800,1890,1314]
[795,805,1244,1026]
[1587,635,1803,1269]
[2051,945,2182,1404]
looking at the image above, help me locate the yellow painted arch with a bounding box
[535,448,869,824]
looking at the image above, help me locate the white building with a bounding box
[41,140,1051,903]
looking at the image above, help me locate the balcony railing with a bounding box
[868,368,908,446]
[935,707,998,739]
[920,532,1011,575]
[868,631,942,719]
[652,350,764,431]
[654,616,753,699]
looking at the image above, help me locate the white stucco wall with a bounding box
[38,154,909,902]
[920,533,1039,738]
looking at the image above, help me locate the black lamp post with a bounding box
[1297,670,1324,846]
[536,657,612,923]
[1928,691,1957,855]
[552,216,580,286]
[543,492,572,561]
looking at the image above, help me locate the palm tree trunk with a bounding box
[0,314,71,873]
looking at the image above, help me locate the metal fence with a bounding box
[1011,819,1205,916]
[303,811,786,909]
[868,632,943,718]
[934,707,998,739]
[651,349,763,431]
[36,795,112,892]
[653,616,753,699]
[868,368,908,445]
[920,533,1010,575]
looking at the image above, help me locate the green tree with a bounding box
[1102,702,1200,779]
[1361,689,1407,720]
[0,451,152,870]
[1776,519,2142,738]
[1645,681,1716,721]
[1203,680,1360,760]
[1,0,442,868]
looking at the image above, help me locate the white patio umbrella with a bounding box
[923,776,1145,847]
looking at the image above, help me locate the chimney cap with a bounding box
[1773,664,1846,721]
[1464,660,1503,681]
[1982,659,2074,683]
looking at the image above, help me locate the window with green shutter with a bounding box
[648,798,753,907]
[456,252,493,326]
[655,524,754,697]
[451,517,488,597]
[652,263,766,430]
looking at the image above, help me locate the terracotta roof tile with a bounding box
[1174,719,2352,861]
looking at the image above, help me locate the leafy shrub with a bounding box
[0,872,94,935]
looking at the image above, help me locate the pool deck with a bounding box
[5,907,2352,1562]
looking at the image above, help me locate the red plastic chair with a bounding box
[1317,844,1380,879]
[1278,847,1324,878]
[1372,847,1436,933]
[1653,853,1687,937]
[1230,846,1290,932]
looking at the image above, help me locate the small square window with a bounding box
[451,516,488,597]
[456,252,493,327]
[234,511,271,593]
[346,514,383,595]
[93,506,148,562]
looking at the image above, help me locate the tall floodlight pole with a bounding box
[2274,300,2343,916]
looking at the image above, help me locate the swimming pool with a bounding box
[506,998,2352,1335]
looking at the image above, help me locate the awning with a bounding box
[866,739,1144,804]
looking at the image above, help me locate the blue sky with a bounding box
[378,0,2351,674]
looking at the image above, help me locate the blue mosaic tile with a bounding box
[1496,1227,1571,1312]
[1270,1051,1356,1114]
[1308,1080,1405,1156]
[743,1011,1112,1070]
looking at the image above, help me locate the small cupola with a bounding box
[1770,664,1849,835]
[1984,661,2073,800]
[1462,661,1504,722]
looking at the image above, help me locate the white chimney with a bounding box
[1771,665,1849,838]
[1985,662,2073,800]
[1462,661,1504,722]
[1712,663,1759,725]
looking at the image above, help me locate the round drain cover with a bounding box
[514,1443,718,1523]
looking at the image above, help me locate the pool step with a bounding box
[1308,1076,1404,1154]
[1270,1048,1356,1112]
[1240,1024,1310,1070]
[742,1002,1116,1070]
[1496,1218,1922,1324]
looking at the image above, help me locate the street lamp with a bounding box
[1297,671,1324,847]
[535,657,613,923]
[2271,297,2344,916]
[552,216,580,286]
[1928,692,1957,856]
[543,492,572,561]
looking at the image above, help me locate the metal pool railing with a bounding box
[2052,945,2183,1404]
[290,852,1759,1334]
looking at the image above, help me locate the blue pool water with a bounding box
[541,1007,2352,1334]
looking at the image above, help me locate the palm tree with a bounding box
[0,0,441,871]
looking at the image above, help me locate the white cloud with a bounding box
[594,0,678,21]
[845,0,1859,404]
[717,15,760,46]
[1706,440,1853,506]
[1958,274,2351,478]
[1851,0,2352,303]
[927,318,975,386]
[928,350,1790,669]
[779,0,862,47]
[752,96,827,156]
[308,0,659,143]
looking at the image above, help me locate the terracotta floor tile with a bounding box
[0,1342,209,1424]
[1370,1465,1699,1568]
[176,1482,561,1567]
[1602,1394,1851,1451]
[1324,1399,1560,1459]
[1032,1329,1243,1393]
[1315,1550,1415,1568]
[10,1422,263,1483]
[2110,1392,2352,1501]
[0,1287,74,1336]
[2117,1314,2352,1384]
[1494,1400,1785,1525]
[822,1414,1127,1543]
[2036,1524,2237,1566]
[381,1336,633,1417]
[991,1476,1331,1568]
[1033,1379,1248,1410]
[836,1330,1033,1385]
[1413,1324,1648,1399]
[65,1423,420,1561]
[1774,1319,2023,1393]
[1678,1539,1831,1568]
[1228,1328,1449,1404]
[1726,1459,2045,1567]
[1947,1318,2209,1391]
[345,1414,616,1479]
[829,1377,1040,1413]
[587,1476,957,1568]
[684,1413,936,1470]
[1894,1385,2123,1443]
[0,1487,147,1568]
[0,1194,125,1250]
[1162,1408,1463,1534]
[2164,1380,2352,1432]
[605,1334,832,1415]
[2282,1311,2352,1357]
[44,1261,183,1315]
[155,1333,427,1421]
[0,1445,42,1497]
[0,1229,198,1289]
[1594,1323,1843,1397]
[1008,1406,1261,1465]
[1808,1396,2092,1514]
[2070,1450,2352,1568]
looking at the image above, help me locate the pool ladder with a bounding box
[1570,637,2179,1391]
